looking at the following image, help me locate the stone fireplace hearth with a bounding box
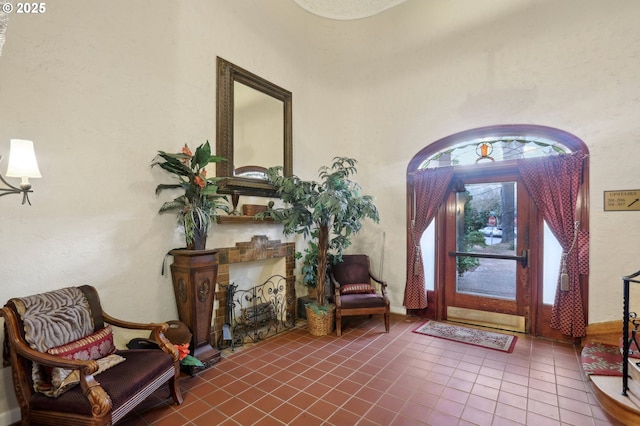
[212,235,296,347]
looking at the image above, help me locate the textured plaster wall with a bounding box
[1,0,640,422]
[320,0,640,325]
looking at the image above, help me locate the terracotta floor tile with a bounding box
[558,394,592,414]
[235,386,267,404]
[342,396,372,416]
[334,377,365,395]
[495,401,527,423]
[327,407,364,425]
[497,389,528,408]
[460,405,495,425]
[426,409,458,426]
[270,401,303,424]
[440,386,470,404]
[363,404,397,425]
[526,411,562,426]
[230,405,265,425]
[503,371,530,387]
[377,393,407,412]
[433,397,465,417]
[306,398,339,419]
[408,388,439,408]
[556,374,588,391]
[289,412,324,426]
[214,396,248,418]
[528,387,558,406]
[399,399,433,422]
[251,393,283,414]
[500,380,529,398]
[478,365,504,380]
[530,369,557,384]
[122,315,619,426]
[447,376,474,393]
[303,381,332,398]
[528,377,556,393]
[527,399,560,421]
[559,407,599,425]
[191,407,229,426]
[174,398,213,419]
[475,373,502,389]
[147,411,189,425]
[465,393,497,413]
[354,385,384,403]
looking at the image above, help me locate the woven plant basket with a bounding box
[305,304,336,336]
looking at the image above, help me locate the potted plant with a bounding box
[258,157,379,335]
[152,141,229,249]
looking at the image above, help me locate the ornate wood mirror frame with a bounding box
[216,57,292,197]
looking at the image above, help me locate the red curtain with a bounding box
[519,151,588,337]
[404,167,453,309]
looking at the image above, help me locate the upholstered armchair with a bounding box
[329,254,390,337]
[1,285,183,425]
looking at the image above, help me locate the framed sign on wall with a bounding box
[604,189,640,211]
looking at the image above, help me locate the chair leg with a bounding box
[336,316,342,337]
[169,376,183,405]
[384,312,390,333]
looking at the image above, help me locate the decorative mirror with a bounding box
[216,57,292,197]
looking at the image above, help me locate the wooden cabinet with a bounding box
[169,249,220,366]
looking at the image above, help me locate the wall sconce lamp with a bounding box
[0,139,42,205]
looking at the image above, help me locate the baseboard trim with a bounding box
[0,407,21,426]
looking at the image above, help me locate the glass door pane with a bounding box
[454,182,518,300]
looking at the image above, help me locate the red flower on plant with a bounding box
[181,144,192,157]
[175,343,190,361]
[194,175,205,188]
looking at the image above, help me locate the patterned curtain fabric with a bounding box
[404,167,454,309]
[519,151,588,337]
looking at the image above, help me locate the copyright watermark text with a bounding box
[2,3,47,14]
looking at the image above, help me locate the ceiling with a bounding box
[293,0,409,20]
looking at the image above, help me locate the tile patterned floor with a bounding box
[119,315,621,425]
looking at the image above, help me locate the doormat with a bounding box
[412,321,517,353]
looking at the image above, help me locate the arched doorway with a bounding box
[405,125,589,341]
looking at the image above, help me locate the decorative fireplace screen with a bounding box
[220,274,295,350]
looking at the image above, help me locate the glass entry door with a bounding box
[444,178,533,332]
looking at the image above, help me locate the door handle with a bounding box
[449,249,529,268]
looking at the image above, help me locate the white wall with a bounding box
[323,0,640,323]
[1,0,640,422]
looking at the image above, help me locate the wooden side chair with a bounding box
[329,254,390,336]
[1,285,183,425]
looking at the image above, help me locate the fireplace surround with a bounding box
[212,235,296,346]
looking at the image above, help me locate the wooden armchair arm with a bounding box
[102,311,179,362]
[102,311,168,332]
[368,272,389,298]
[329,273,342,306]
[368,271,387,288]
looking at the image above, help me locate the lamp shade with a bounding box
[6,139,41,178]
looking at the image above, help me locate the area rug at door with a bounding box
[412,321,517,353]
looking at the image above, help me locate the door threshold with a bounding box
[447,306,525,333]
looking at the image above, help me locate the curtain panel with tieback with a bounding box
[518,150,588,337]
[404,167,454,309]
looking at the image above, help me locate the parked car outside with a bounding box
[479,226,502,237]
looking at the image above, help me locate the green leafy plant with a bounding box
[152,141,229,248]
[456,190,486,276]
[258,157,379,308]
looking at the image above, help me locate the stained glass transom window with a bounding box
[418,136,570,169]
